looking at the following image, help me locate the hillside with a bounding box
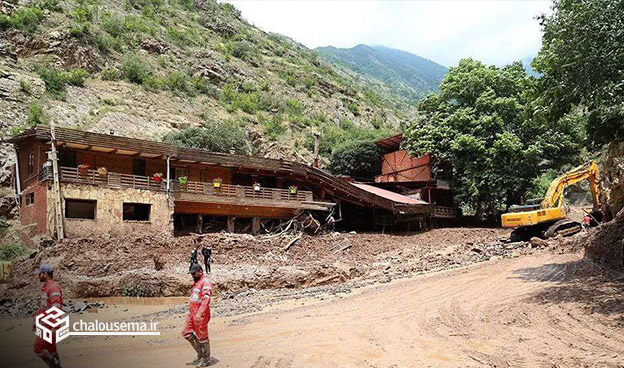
[315,44,448,105]
[0,0,413,167]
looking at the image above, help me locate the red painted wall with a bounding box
[376,151,431,183]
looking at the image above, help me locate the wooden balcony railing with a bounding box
[53,166,168,191]
[173,181,314,202]
[40,167,315,203]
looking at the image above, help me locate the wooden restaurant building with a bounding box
[7,126,433,244]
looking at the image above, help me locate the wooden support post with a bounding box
[252,217,260,235]
[13,148,21,195]
[227,217,235,233]
[196,214,203,234]
[50,122,64,241]
[166,156,171,192]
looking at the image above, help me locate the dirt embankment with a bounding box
[584,141,624,271]
[1,228,529,315]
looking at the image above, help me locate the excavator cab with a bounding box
[502,161,602,241]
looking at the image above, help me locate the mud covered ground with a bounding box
[1,227,526,317]
[0,247,622,368]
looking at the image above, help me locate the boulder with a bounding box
[529,237,549,248]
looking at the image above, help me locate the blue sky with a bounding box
[222,0,552,67]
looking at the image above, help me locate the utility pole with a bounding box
[50,121,64,240]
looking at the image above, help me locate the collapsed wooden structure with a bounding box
[7,126,433,242]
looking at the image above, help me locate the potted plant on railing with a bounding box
[212,177,222,188]
[253,182,261,191]
[289,185,298,195]
[152,172,163,183]
[97,167,108,177]
[178,176,188,187]
[78,164,90,174]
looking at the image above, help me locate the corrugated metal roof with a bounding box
[351,183,428,205]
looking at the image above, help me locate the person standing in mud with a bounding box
[182,263,213,367]
[33,264,63,368]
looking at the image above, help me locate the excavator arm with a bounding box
[502,161,602,238]
[541,161,601,211]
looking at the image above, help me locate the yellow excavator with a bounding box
[502,161,602,241]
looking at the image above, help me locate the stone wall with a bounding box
[53,184,173,238]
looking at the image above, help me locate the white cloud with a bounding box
[222,0,552,67]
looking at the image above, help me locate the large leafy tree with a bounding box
[534,0,624,147]
[328,140,382,180]
[404,59,583,216]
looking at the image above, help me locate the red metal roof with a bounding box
[375,133,403,151]
[351,183,428,205]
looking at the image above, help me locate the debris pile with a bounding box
[0,227,568,315]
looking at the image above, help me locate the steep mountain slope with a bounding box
[0,0,411,167]
[315,44,448,105]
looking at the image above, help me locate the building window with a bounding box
[25,192,35,206]
[58,150,77,168]
[65,199,96,219]
[132,158,146,176]
[123,203,151,221]
[27,152,35,177]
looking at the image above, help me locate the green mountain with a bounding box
[0,0,412,167]
[316,45,448,105]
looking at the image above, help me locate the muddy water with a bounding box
[86,296,187,306]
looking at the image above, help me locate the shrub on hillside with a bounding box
[328,140,382,180]
[67,68,88,87]
[120,53,153,84]
[0,6,44,33]
[162,122,251,155]
[37,66,89,95]
[26,103,48,126]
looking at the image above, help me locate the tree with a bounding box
[162,121,251,154]
[533,0,624,147]
[404,58,583,217]
[328,140,382,180]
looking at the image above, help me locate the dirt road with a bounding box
[2,251,622,368]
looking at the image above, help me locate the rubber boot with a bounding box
[196,341,211,367]
[40,352,62,368]
[185,334,202,366]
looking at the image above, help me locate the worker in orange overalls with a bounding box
[182,263,213,367]
[33,264,63,368]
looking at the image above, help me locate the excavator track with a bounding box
[544,219,582,238]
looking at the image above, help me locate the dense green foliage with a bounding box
[162,122,251,155]
[316,45,448,105]
[534,0,624,147]
[404,59,583,216]
[328,140,383,180]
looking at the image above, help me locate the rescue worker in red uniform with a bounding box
[182,263,213,367]
[33,264,63,368]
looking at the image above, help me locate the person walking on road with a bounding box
[33,264,63,368]
[182,263,213,367]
